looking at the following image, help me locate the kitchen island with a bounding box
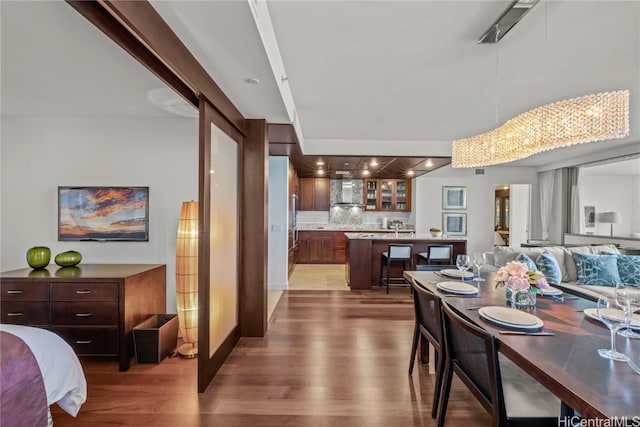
[344,233,467,290]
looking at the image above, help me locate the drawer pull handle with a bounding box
[75,312,93,317]
[75,340,92,344]
[6,290,23,294]
[7,312,23,316]
[75,290,92,295]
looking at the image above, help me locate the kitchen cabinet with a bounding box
[364,179,411,212]
[0,264,165,371]
[299,178,330,211]
[297,231,345,263]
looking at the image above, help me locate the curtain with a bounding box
[570,167,582,234]
[538,170,554,240]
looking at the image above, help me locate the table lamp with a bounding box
[598,212,621,237]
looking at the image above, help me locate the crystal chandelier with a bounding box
[451,90,630,168]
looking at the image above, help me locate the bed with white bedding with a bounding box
[0,324,87,426]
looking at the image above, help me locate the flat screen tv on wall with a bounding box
[58,186,149,241]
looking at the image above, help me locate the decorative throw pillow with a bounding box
[536,252,562,285]
[515,252,537,272]
[612,253,640,287]
[573,253,622,286]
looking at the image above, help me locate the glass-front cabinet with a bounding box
[364,179,411,212]
[365,180,378,210]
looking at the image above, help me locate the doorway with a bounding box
[494,184,531,248]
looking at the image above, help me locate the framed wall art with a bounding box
[58,186,149,241]
[442,186,467,210]
[443,212,467,236]
[584,205,595,228]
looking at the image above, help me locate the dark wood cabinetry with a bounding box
[0,264,166,371]
[298,231,345,263]
[364,179,411,211]
[299,178,330,211]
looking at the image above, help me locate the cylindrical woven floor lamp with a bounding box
[176,201,198,358]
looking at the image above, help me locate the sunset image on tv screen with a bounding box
[59,187,149,241]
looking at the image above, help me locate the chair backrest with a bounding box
[440,302,506,424]
[411,279,444,352]
[428,245,453,264]
[388,244,413,259]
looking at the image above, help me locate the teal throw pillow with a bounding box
[515,252,537,272]
[612,253,640,287]
[536,252,562,285]
[573,253,621,286]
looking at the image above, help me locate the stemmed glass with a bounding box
[456,254,470,281]
[596,294,631,361]
[472,252,486,286]
[616,284,640,339]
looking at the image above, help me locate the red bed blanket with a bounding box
[0,330,48,427]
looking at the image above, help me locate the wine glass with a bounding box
[456,254,470,281]
[616,284,640,339]
[472,252,486,286]
[596,295,631,361]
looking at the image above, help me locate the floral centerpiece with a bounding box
[495,261,549,308]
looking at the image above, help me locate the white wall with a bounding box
[267,156,288,290]
[580,175,640,237]
[413,166,540,256]
[1,116,198,312]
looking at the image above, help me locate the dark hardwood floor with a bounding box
[52,288,490,426]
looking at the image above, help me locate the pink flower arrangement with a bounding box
[495,261,550,294]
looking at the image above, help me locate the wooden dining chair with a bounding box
[438,302,559,427]
[409,278,446,419]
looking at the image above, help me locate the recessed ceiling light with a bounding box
[246,78,261,84]
[408,170,415,176]
[425,159,434,167]
[370,159,378,166]
[316,160,325,165]
[363,170,370,176]
[318,170,325,175]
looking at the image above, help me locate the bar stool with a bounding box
[418,244,453,265]
[380,244,414,294]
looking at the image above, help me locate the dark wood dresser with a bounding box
[0,264,166,371]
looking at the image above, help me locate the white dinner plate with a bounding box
[479,306,543,329]
[540,286,563,296]
[440,269,475,279]
[436,281,479,295]
[584,308,640,330]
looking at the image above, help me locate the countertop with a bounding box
[344,232,466,241]
[297,225,414,232]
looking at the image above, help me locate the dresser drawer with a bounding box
[1,301,49,325]
[51,301,118,325]
[0,282,49,301]
[51,282,118,301]
[50,326,118,355]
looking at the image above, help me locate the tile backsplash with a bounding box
[298,209,412,229]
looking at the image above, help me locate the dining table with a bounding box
[404,269,640,421]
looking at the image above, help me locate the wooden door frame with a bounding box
[66,0,268,392]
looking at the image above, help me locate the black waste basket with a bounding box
[133,314,178,363]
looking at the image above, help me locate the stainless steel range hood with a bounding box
[331,179,363,207]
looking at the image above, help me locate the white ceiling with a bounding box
[2,1,639,169]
